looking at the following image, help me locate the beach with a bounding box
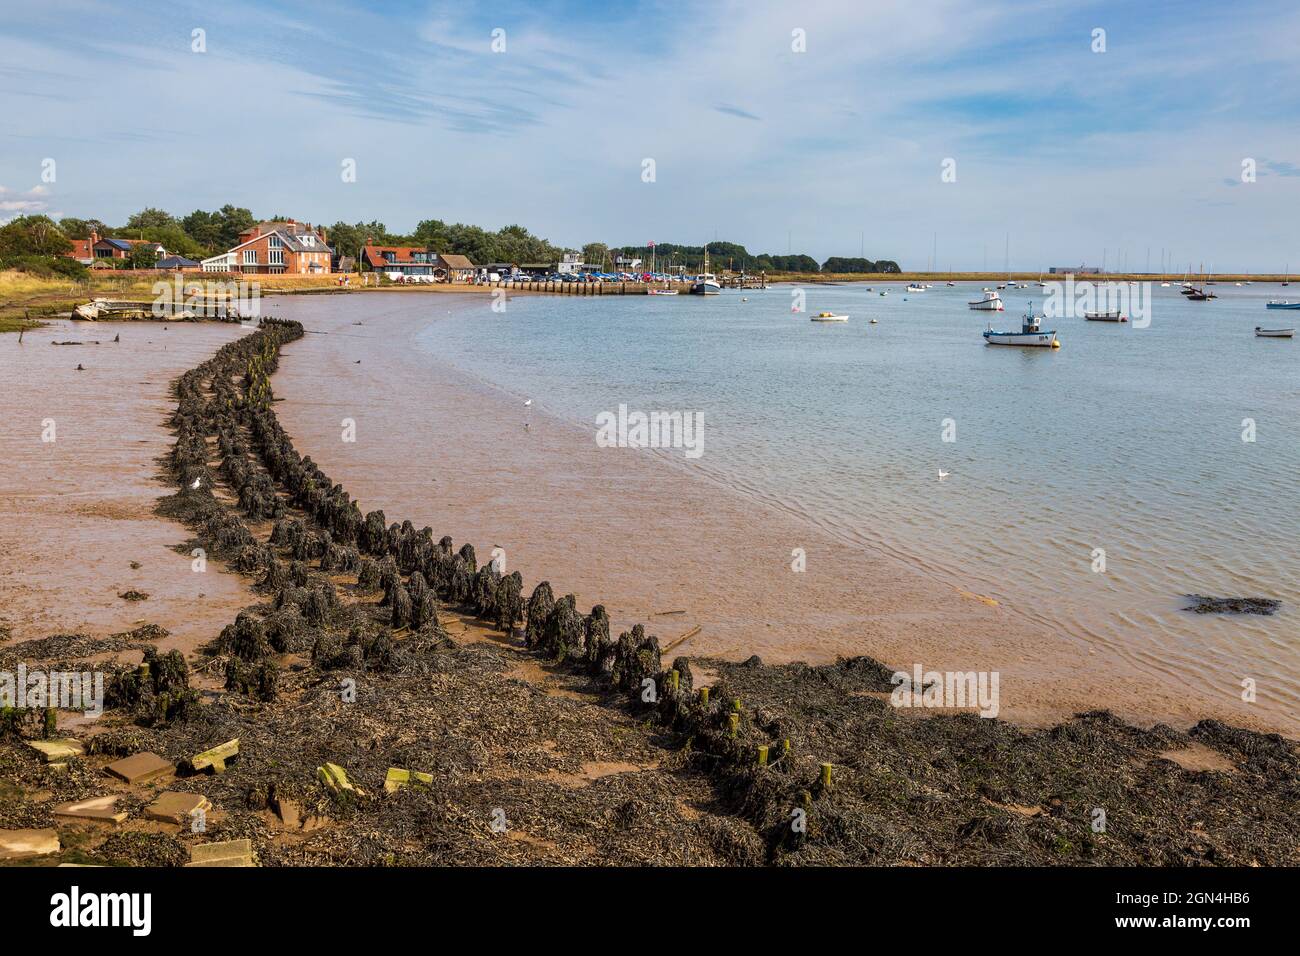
[263,290,1293,734]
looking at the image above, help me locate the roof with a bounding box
[68,239,94,259]
[362,245,435,268]
[228,229,332,256]
[99,238,134,251]
[157,255,200,268]
[438,253,475,269]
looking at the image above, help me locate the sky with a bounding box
[2,0,1299,271]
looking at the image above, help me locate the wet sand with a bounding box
[0,319,253,657]
[266,293,1288,734]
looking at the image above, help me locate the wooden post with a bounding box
[670,669,680,690]
[728,713,739,737]
[732,698,742,712]
[783,738,791,756]
[757,745,769,767]
[821,762,833,788]
[699,687,709,706]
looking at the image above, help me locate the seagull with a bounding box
[191,476,202,489]
[523,399,532,407]
[938,470,950,480]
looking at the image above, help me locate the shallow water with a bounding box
[266,287,1299,734]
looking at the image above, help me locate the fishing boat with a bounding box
[689,247,722,295]
[811,311,848,323]
[968,290,1004,311]
[983,305,1059,348]
[1084,310,1127,322]
[1265,300,1300,310]
[1255,327,1295,338]
[906,283,925,292]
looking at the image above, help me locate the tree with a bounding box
[58,217,110,240]
[0,215,73,258]
[822,257,876,273]
[582,243,609,268]
[126,243,161,269]
[124,207,178,232]
[181,205,254,252]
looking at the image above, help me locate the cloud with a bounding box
[715,104,761,121]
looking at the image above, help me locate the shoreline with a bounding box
[0,315,1294,868]
[264,293,1291,736]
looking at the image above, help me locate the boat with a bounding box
[811,312,848,323]
[1255,327,1296,338]
[869,318,878,324]
[1265,300,1300,310]
[983,305,1059,348]
[968,290,1004,311]
[879,291,888,296]
[690,274,721,295]
[906,283,925,292]
[648,288,678,296]
[1084,310,1127,322]
[689,246,722,295]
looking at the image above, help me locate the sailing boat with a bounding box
[1283,264,1290,287]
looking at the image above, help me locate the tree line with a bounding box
[0,206,900,277]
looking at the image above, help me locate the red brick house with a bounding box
[228,220,332,275]
[362,245,439,278]
[67,230,164,265]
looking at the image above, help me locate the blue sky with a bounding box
[2,0,1299,270]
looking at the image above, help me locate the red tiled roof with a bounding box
[362,245,435,268]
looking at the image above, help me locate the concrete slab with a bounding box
[144,791,210,824]
[51,794,128,824]
[0,828,60,860]
[103,751,173,785]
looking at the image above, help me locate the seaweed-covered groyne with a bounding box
[3,318,1296,866]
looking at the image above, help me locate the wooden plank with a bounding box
[27,738,84,763]
[103,751,174,785]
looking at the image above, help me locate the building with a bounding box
[362,245,438,278]
[201,252,236,273]
[557,251,585,274]
[227,220,332,275]
[156,255,200,270]
[437,253,476,282]
[1047,265,1105,275]
[613,255,642,271]
[66,230,165,265]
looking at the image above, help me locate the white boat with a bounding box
[879,290,888,296]
[983,306,1059,348]
[968,290,1004,311]
[810,311,848,323]
[1255,326,1295,338]
[1084,310,1127,322]
[869,318,878,324]
[648,288,678,296]
[690,274,721,295]
[906,284,925,292]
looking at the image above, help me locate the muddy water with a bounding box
[266,293,1290,734]
[0,319,253,657]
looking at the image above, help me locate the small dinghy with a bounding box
[983,304,1060,348]
[1255,326,1295,338]
[1084,310,1127,322]
[905,283,925,292]
[811,311,848,322]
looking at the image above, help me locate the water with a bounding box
[414,282,1300,720]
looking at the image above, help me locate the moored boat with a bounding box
[648,288,678,296]
[968,290,1004,311]
[1265,300,1300,310]
[810,311,848,322]
[1084,310,1127,322]
[1255,326,1296,338]
[905,283,925,292]
[983,305,1059,348]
